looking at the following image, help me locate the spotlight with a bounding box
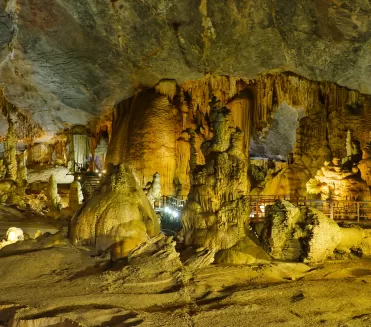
[78,176,81,180]
[95,169,99,173]
[164,207,169,213]
[98,173,102,177]
[103,170,106,174]
[173,211,179,218]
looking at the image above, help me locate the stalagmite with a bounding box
[69,180,84,211]
[261,201,342,263]
[70,164,160,259]
[47,174,61,210]
[181,98,251,253]
[146,172,161,206]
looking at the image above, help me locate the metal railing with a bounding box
[153,195,188,211]
[249,195,371,223]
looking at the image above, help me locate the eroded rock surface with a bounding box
[261,200,342,263]
[70,164,160,259]
[181,98,251,253]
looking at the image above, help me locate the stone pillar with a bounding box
[69,180,84,211]
[47,174,61,210]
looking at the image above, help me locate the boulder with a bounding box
[215,235,271,265]
[261,200,342,263]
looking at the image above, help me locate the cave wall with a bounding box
[105,73,371,197]
[2,71,371,199]
[2,0,371,137]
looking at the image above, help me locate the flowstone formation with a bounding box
[307,132,371,201]
[254,162,311,198]
[70,164,160,259]
[181,98,251,254]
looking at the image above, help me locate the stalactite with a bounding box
[72,134,90,170]
[155,80,177,101]
[4,119,17,181]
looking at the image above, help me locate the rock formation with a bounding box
[307,158,371,201]
[181,98,251,253]
[145,172,161,207]
[70,164,160,259]
[4,118,17,181]
[3,1,371,137]
[255,162,311,198]
[46,174,61,211]
[357,140,371,187]
[68,180,83,212]
[106,90,182,195]
[260,200,342,263]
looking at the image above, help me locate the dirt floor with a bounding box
[1,205,371,326]
[1,237,371,327]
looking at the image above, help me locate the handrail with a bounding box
[249,195,371,223]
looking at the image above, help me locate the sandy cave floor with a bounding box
[1,207,371,326]
[2,241,371,326]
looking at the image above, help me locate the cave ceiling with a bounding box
[0,0,371,136]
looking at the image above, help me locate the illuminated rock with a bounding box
[261,200,342,263]
[6,227,24,243]
[358,142,371,187]
[146,172,161,207]
[181,98,250,253]
[46,175,61,210]
[68,180,83,211]
[257,162,311,198]
[215,235,270,265]
[307,158,371,201]
[0,227,24,250]
[106,90,181,195]
[70,164,160,259]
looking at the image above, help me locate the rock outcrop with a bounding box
[70,164,160,259]
[261,200,342,263]
[181,98,251,252]
[307,158,371,201]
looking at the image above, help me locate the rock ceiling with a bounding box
[0,0,371,135]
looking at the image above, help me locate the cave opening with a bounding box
[249,102,305,162]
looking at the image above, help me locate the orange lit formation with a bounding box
[2,1,371,325]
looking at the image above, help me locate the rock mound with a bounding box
[70,164,160,259]
[261,200,342,263]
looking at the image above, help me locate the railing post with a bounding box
[256,200,259,219]
[330,201,334,220]
[357,202,360,223]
